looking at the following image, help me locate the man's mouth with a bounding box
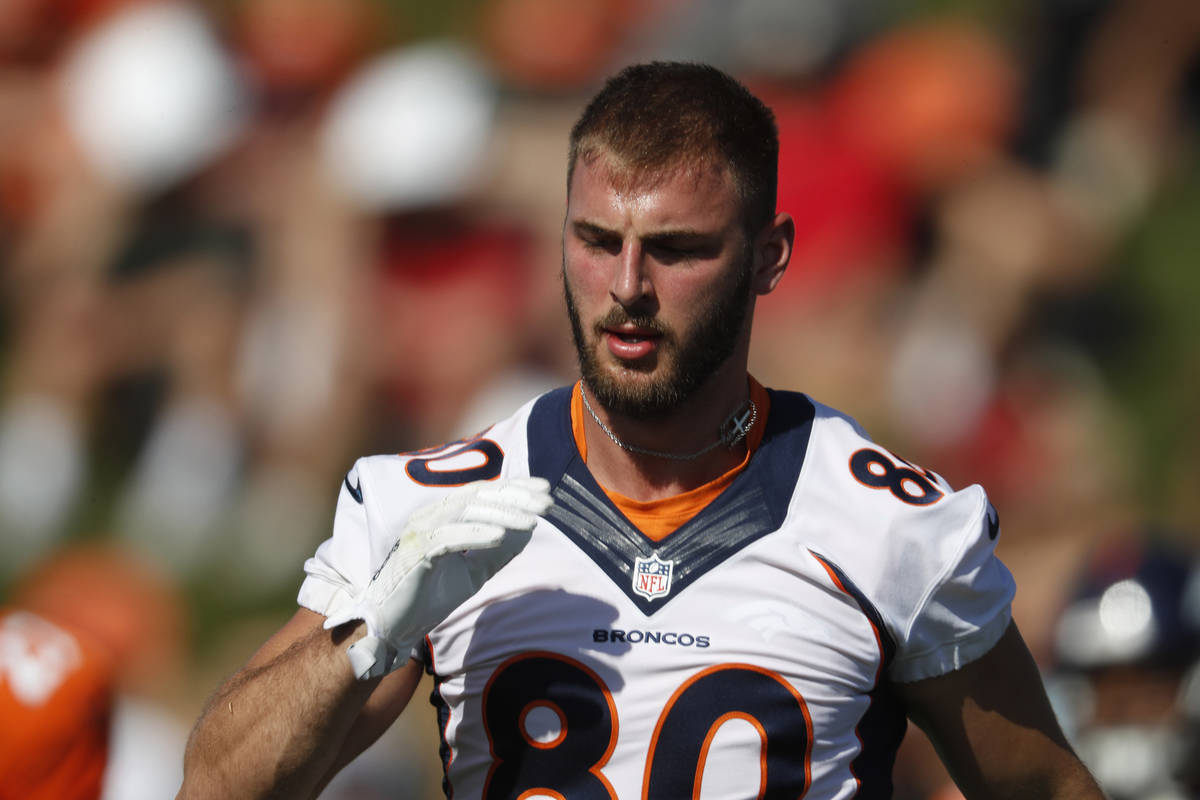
[602,326,661,359]
[610,330,653,343]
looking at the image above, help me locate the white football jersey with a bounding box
[299,386,1014,799]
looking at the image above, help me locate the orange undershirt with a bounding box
[571,377,770,542]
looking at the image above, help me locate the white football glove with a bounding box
[324,476,552,680]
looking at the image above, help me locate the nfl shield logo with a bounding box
[632,553,675,601]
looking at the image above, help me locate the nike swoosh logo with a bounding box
[344,474,363,504]
[985,504,1000,540]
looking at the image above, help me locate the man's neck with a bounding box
[577,374,758,502]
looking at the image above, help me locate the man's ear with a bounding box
[752,212,794,296]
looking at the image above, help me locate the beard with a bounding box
[563,255,753,419]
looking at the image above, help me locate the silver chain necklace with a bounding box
[579,384,758,461]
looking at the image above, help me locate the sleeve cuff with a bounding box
[889,608,1012,684]
[345,635,401,680]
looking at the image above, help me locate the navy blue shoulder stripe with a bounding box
[808,552,897,666]
[344,473,363,504]
[808,550,905,797]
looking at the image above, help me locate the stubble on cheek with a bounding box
[561,249,752,419]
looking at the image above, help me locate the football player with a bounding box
[178,62,1104,799]
[0,608,114,800]
[1048,535,1199,799]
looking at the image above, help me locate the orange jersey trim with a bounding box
[570,378,771,542]
[696,711,767,799]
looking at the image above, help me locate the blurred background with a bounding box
[0,0,1196,797]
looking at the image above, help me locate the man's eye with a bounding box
[582,238,620,254]
[650,243,692,263]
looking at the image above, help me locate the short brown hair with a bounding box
[567,62,779,231]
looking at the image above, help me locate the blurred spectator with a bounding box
[827,19,1019,193]
[320,43,496,212]
[104,221,251,574]
[1048,534,1200,800]
[750,85,911,419]
[479,0,647,91]
[371,213,544,445]
[57,2,247,195]
[0,46,125,575]
[235,0,380,110]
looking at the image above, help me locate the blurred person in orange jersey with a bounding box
[6,543,191,800]
[0,606,114,800]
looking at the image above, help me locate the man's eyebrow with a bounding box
[571,221,719,245]
[642,229,717,246]
[570,220,617,239]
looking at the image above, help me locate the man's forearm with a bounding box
[178,621,375,800]
[1052,769,1108,800]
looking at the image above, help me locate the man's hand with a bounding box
[323,477,553,679]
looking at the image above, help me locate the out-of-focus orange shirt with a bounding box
[0,609,113,800]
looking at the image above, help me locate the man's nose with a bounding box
[610,241,654,309]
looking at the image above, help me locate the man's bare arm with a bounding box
[176,476,551,798]
[897,621,1105,800]
[177,608,422,800]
